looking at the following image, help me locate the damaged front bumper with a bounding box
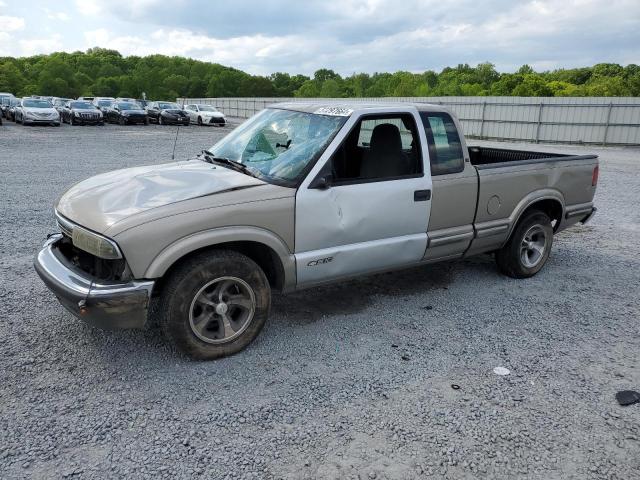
[33,234,154,329]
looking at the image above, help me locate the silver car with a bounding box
[15,98,60,126]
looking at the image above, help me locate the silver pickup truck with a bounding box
[35,102,598,359]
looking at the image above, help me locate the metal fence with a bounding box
[180,96,640,146]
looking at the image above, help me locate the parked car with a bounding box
[93,96,115,104]
[1,94,17,118]
[1,93,15,117]
[15,97,60,126]
[61,101,104,125]
[52,97,73,115]
[146,101,190,125]
[34,102,599,360]
[77,96,95,102]
[5,97,21,121]
[105,101,148,125]
[93,99,114,113]
[184,104,226,126]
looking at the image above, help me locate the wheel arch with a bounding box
[145,227,296,293]
[504,190,565,244]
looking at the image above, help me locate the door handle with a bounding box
[414,189,431,201]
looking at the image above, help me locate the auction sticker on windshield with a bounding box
[314,106,353,116]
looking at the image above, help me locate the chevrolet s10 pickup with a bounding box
[35,102,598,359]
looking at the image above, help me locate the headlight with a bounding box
[74,111,80,117]
[25,111,36,118]
[71,225,122,259]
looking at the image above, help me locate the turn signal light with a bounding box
[592,165,599,186]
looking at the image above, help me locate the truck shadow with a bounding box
[271,255,495,324]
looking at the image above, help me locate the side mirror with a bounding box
[309,173,333,190]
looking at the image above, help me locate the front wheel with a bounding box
[197,116,202,126]
[119,116,126,125]
[496,210,553,278]
[159,250,271,360]
[159,115,164,125]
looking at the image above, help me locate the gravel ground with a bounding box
[1,119,639,480]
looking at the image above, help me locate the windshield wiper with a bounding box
[200,150,258,178]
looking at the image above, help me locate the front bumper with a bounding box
[34,235,155,330]
[73,116,103,125]
[163,115,189,125]
[123,114,147,124]
[24,117,59,125]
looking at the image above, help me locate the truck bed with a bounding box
[468,146,596,169]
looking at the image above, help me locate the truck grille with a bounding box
[80,113,100,120]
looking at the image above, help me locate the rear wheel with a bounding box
[159,250,271,360]
[496,210,553,278]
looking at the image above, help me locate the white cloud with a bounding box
[20,34,63,56]
[0,15,25,31]
[75,0,102,16]
[47,12,71,22]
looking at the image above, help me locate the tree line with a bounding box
[1,48,639,100]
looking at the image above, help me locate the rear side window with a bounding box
[420,112,465,175]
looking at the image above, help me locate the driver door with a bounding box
[295,108,432,287]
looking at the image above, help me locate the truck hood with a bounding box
[56,161,265,234]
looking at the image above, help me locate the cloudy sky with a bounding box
[0,0,638,75]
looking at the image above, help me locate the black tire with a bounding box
[197,116,202,126]
[496,210,553,278]
[159,115,164,125]
[144,117,149,125]
[119,116,126,126]
[70,115,74,126]
[159,250,271,360]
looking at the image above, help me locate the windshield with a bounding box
[23,99,52,108]
[118,102,140,110]
[158,102,180,110]
[70,102,94,109]
[98,100,111,107]
[208,108,347,186]
[199,105,218,112]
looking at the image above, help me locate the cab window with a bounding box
[420,112,464,175]
[329,113,422,184]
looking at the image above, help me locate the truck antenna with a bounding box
[171,125,180,160]
[171,62,193,161]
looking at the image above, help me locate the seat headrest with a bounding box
[370,123,403,152]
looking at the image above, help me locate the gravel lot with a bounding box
[1,119,639,480]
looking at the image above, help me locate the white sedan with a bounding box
[183,104,226,126]
[15,98,60,126]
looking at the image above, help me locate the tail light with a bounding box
[592,165,599,186]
